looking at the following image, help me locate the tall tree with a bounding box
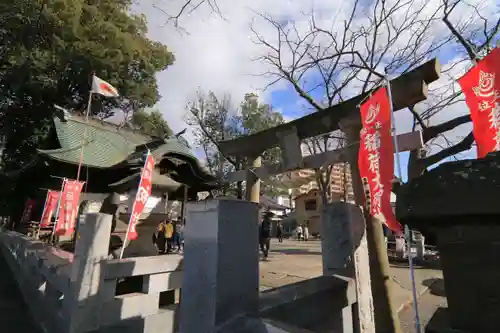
[186,91,285,198]
[131,109,173,138]
[0,0,174,172]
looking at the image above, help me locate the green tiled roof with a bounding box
[109,169,181,193]
[37,117,212,177]
[38,117,152,168]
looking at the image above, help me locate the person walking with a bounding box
[164,220,174,253]
[172,220,182,252]
[296,224,303,241]
[152,220,167,254]
[276,221,284,243]
[303,224,309,241]
[259,211,273,259]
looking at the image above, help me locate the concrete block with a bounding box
[179,199,260,333]
[142,271,183,294]
[63,213,113,333]
[321,202,374,333]
[100,292,160,327]
[94,305,177,333]
[104,255,183,279]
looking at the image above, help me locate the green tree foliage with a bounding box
[131,109,172,138]
[187,91,285,198]
[0,0,174,172]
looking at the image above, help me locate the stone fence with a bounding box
[1,200,368,333]
[0,213,182,333]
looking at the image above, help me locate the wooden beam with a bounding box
[224,131,423,183]
[217,59,440,157]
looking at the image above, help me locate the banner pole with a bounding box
[51,178,66,245]
[36,190,50,240]
[386,76,421,333]
[385,77,404,182]
[119,151,150,259]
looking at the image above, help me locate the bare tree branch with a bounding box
[442,0,479,60]
[154,0,223,29]
[421,131,474,167]
[422,114,471,142]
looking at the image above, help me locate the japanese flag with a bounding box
[92,75,119,97]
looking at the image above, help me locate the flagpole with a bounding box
[76,83,94,182]
[51,178,67,245]
[36,190,50,240]
[386,76,422,333]
[119,151,150,259]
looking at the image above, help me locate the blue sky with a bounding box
[135,0,497,181]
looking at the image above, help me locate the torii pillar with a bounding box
[246,156,262,203]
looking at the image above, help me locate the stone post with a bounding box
[395,237,406,259]
[341,121,402,333]
[179,199,260,333]
[62,213,112,333]
[322,202,375,333]
[414,232,425,260]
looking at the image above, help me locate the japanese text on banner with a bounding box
[20,199,35,225]
[458,48,500,158]
[40,191,60,227]
[127,153,155,241]
[358,87,401,233]
[55,180,84,236]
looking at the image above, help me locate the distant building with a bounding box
[282,164,354,201]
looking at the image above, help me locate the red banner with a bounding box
[40,190,60,227]
[458,48,500,158]
[20,199,35,225]
[126,152,154,241]
[358,87,402,233]
[55,180,84,236]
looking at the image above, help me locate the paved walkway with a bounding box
[0,253,41,333]
[259,239,443,316]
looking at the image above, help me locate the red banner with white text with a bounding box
[55,180,84,236]
[40,190,60,227]
[458,48,500,158]
[20,199,35,225]
[126,152,155,241]
[358,87,402,233]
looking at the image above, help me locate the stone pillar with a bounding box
[179,199,260,333]
[246,155,261,203]
[395,237,406,259]
[62,213,113,333]
[341,121,402,333]
[414,232,425,260]
[322,202,375,333]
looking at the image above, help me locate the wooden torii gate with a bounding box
[218,59,440,333]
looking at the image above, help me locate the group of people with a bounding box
[153,219,184,254]
[295,224,309,241]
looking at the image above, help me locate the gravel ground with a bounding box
[398,279,447,333]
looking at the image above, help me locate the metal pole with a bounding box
[405,225,422,333]
[76,90,93,181]
[385,77,404,183]
[386,76,421,333]
[50,179,66,244]
[180,185,188,223]
[119,151,149,259]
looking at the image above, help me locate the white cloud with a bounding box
[131,0,498,161]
